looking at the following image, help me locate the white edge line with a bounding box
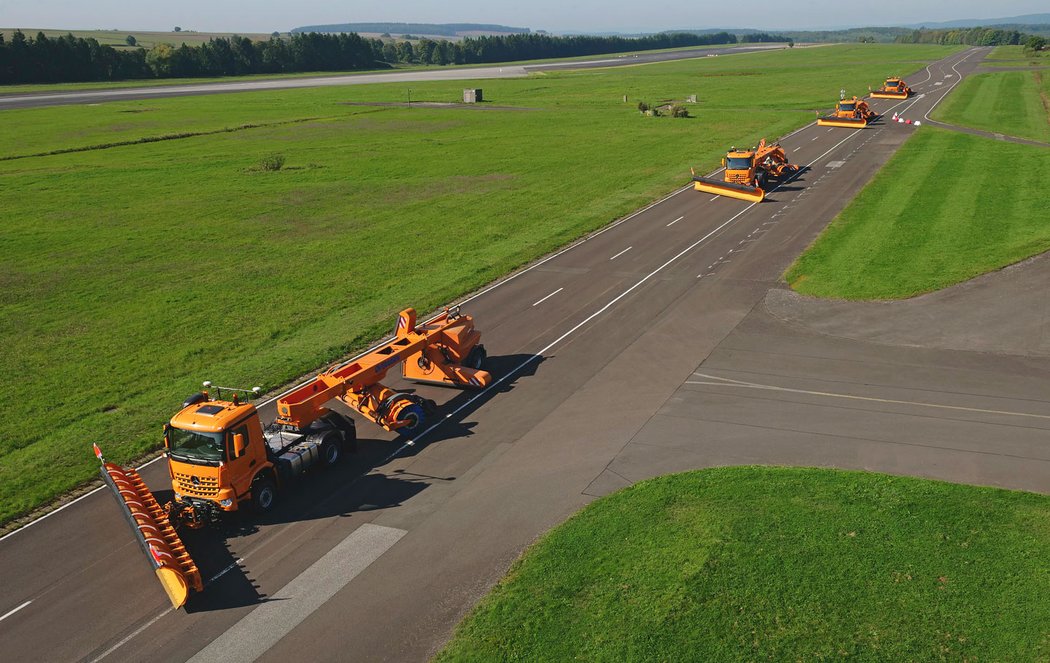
[0,600,32,622]
[532,287,564,307]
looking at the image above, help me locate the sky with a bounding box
[2,0,1048,34]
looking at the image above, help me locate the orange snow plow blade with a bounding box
[98,454,201,609]
[817,116,868,128]
[870,90,909,99]
[692,175,765,203]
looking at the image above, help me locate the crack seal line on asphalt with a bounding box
[688,372,1050,420]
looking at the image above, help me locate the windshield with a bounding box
[840,102,855,111]
[726,156,753,170]
[885,80,899,87]
[168,427,225,462]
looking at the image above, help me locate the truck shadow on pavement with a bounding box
[176,352,540,612]
[393,352,543,451]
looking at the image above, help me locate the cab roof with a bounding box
[170,399,256,433]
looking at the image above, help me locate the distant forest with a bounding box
[894,26,1040,45]
[292,22,531,37]
[0,30,738,85]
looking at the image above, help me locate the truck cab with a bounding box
[165,391,355,526]
[723,150,756,184]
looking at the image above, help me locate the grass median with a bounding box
[934,67,1050,142]
[437,467,1050,662]
[785,127,1050,299]
[0,43,957,526]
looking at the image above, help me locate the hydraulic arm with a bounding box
[96,306,491,609]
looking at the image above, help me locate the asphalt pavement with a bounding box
[3,46,1041,663]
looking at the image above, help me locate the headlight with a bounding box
[219,498,233,508]
[173,492,183,501]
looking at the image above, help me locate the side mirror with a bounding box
[721,158,726,167]
[233,433,247,458]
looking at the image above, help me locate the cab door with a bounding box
[225,423,258,504]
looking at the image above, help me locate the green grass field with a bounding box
[785,127,1050,299]
[0,44,958,526]
[438,467,1050,662]
[935,68,1050,142]
[982,44,1048,67]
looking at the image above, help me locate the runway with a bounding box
[4,47,1039,663]
[0,43,786,110]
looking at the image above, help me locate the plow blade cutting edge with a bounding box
[692,176,765,202]
[870,91,908,99]
[99,459,202,608]
[817,116,868,128]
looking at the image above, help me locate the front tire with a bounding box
[251,477,277,513]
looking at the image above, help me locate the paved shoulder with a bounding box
[765,252,1050,357]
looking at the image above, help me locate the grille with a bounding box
[174,472,220,497]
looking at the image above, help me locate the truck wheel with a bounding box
[251,477,277,513]
[396,403,426,436]
[465,345,487,370]
[321,432,341,466]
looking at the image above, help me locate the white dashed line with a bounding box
[532,287,564,307]
[0,600,31,623]
[609,246,632,260]
[666,216,684,227]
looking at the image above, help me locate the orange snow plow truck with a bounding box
[96,306,490,609]
[817,95,877,128]
[871,76,912,99]
[691,139,798,203]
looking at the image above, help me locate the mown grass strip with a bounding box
[785,127,1050,299]
[935,69,1050,142]
[438,467,1050,662]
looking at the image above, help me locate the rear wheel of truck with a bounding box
[252,477,277,513]
[321,432,342,466]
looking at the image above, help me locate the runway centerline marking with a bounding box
[532,287,564,307]
[0,600,31,622]
[609,246,633,260]
[666,216,684,227]
[688,373,1050,420]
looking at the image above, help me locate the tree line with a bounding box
[894,27,1034,46]
[0,29,738,85]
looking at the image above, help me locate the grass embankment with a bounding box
[786,127,1050,299]
[0,44,957,525]
[935,67,1050,142]
[438,467,1050,662]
